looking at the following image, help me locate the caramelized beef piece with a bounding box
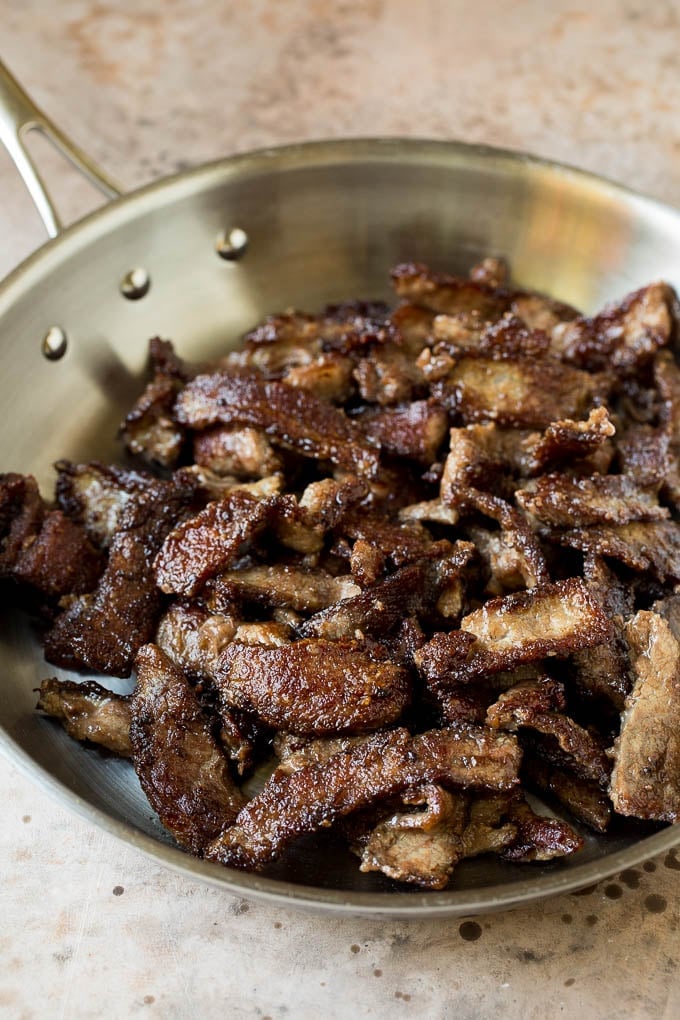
[391,262,511,318]
[358,400,448,463]
[130,644,246,854]
[37,678,132,756]
[272,476,369,555]
[44,479,195,677]
[349,539,386,586]
[523,756,611,833]
[0,473,44,574]
[337,512,449,568]
[120,339,189,468]
[214,638,410,736]
[609,611,680,822]
[486,679,610,786]
[12,510,103,599]
[415,579,610,685]
[437,315,552,361]
[209,566,360,614]
[616,424,670,489]
[298,558,469,641]
[460,794,518,858]
[283,352,355,403]
[156,603,238,677]
[357,784,469,889]
[500,796,583,862]
[193,425,282,479]
[570,555,633,712]
[175,371,380,476]
[398,500,459,527]
[120,375,185,468]
[510,292,579,333]
[447,488,548,588]
[560,521,680,583]
[155,491,272,597]
[155,603,268,776]
[206,725,521,870]
[528,407,616,474]
[55,460,156,548]
[353,346,425,405]
[516,473,668,528]
[433,685,488,726]
[1,472,103,598]
[553,282,675,374]
[431,356,607,429]
[272,732,373,775]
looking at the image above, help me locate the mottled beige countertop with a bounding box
[1,2,679,1017]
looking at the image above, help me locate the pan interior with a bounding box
[2,139,680,913]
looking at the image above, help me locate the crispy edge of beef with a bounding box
[130,644,246,854]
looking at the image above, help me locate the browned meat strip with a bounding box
[352,349,421,406]
[214,639,411,735]
[120,374,185,468]
[553,282,675,373]
[616,424,670,489]
[516,473,668,528]
[55,460,155,548]
[415,579,610,685]
[0,473,44,573]
[431,356,607,429]
[156,603,238,677]
[1,473,103,598]
[12,510,103,599]
[37,678,132,756]
[154,491,272,597]
[119,340,189,469]
[272,732,373,775]
[609,611,680,822]
[193,425,282,479]
[336,512,448,568]
[272,476,369,555]
[460,794,518,858]
[174,371,380,476]
[523,756,612,833]
[298,557,471,641]
[570,555,633,712]
[447,488,548,588]
[510,291,579,332]
[44,479,195,677]
[155,604,272,776]
[358,401,448,463]
[357,785,469,890]
[130,644,246,854]
[528,407,615,474]
[206,725,521,869]
[560,521,680,583]
[486,679,610,786]
[284,352,355,402]
[209,565,360,614]
[500,797,583,862]
[391,262,511,318]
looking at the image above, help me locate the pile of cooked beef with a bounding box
[3,257,680,890]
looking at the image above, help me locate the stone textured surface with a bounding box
[1,1,679,1017]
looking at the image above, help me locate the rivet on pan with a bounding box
[120,267,151,300]
[42,326,67,361]
[216,227,248,261]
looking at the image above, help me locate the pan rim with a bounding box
[3,134,680,304]
[2,134,680,916]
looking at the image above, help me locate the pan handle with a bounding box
[0,60,122,238]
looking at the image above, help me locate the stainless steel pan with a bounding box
[1,61,679,918]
